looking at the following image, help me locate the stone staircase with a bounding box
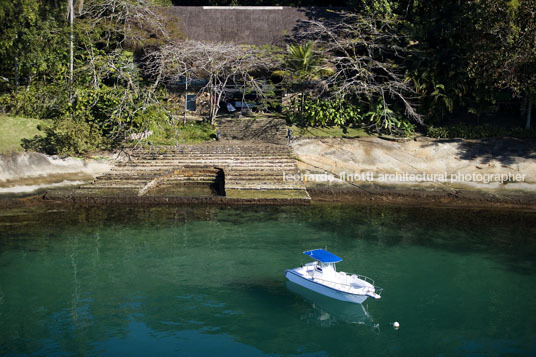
[216,118,288,144]
[48,142,310,204]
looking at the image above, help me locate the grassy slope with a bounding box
[289,125,370,138]
[0,114,370,154]
[135,122,216,146]
[0,115,48,154]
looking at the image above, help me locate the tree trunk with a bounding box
[26,74,33,91]
[300,91,305,116]
[68,0,74,105]
[14,56,19,90]
[210,77,222,126]
[211,88,219,126]
[210,89,214,125]
[208,76,214,125]
[183,74,188,125]
[526,97,533,129]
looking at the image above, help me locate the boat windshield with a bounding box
[320,262,337,271]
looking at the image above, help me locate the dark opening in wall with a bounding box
[211,168,226,196]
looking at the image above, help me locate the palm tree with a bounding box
[287,41,324,80]
[281,41,332,116]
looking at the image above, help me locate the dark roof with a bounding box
[167,6,342,45]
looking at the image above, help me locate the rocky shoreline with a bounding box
[1,136,535,210]
[305,183,536,210]
[2,184,534,210]
[291,136,536,210]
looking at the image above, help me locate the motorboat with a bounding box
[285,249,382,304]
[286,281,374,325]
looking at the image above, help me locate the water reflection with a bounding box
[286,282,376,328]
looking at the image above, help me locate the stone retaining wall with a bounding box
[216,118,287,144]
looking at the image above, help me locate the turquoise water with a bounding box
[0,204,535,356]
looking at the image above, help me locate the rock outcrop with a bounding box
[292,137,536,207]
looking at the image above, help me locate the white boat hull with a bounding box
[285,269,369,304]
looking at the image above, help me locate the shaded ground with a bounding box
[454,137,536,165]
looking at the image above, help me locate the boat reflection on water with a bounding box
[286,281,378,328]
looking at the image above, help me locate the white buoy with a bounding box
[393,321,400,329]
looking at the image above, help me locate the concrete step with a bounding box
[59,139,309,203]
[96,176,221,184]
[112,164,297,170]
[132,154,290,160]
[226,177,301,184]
[129,153,288,158]
[79,184,144,189]
[127,159,296,164]
[132,147,290,154]
[128,155,292,160]
[225,184,304,190]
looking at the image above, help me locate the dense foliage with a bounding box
[0,0,534,154]
[0,0,175,154]
[278,0,535,135]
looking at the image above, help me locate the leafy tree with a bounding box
[402,0,481,122]
[2,0,175,154]
[0,0,68,90]
[469,0,536,129]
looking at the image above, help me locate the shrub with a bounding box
[363,102,415,137]
[426,124,536,139]
[22,119,103,155]
[426,126,450,138]
[284,97,415,136]
[0,84,68,119]
[285,97,362,127]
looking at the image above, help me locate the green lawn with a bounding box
[289,125,370,138]
[131,122,216,147]
[0,115,49,153]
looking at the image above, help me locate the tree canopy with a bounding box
[0,0,534,154]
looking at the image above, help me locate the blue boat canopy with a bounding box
[303,249,343,263]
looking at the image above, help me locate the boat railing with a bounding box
[353,274,375,287]
[302,264,383,294]
[352,274,383,296]
[374,286,384,296]
[307,271,383,296]
[310,276,355,292]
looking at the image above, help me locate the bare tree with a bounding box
[65,0,169,141]
[80,0,169,47]
[296,11,422,130]
[145,40,281,125]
